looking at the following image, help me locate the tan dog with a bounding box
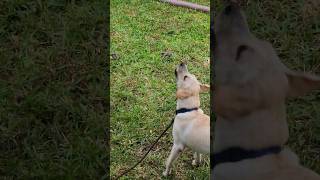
[212,2,320,180]
[163,63,210,176]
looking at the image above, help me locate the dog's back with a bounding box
[174,111,210,154]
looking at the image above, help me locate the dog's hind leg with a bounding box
[192,152,202,166]
[163,144,184,176]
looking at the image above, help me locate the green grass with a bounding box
[214,0,320,173]
[110,0,210,179]
[0,0,108,179]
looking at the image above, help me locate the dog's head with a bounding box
[175,63,209,99]
[214,3,320,118]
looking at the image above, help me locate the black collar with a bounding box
[175,107,199,115]
[212,146,282,169]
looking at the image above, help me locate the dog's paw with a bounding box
[162,171,169,177]
[192,159,198,166]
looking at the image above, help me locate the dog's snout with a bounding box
[176,63,188,76]
[223,2,239,15]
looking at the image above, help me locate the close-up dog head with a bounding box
[213,3,320,119]
[175,63,209,99]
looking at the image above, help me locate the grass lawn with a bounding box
[110,0,210,179]
[214,0,320,173]
[0,0,108,179]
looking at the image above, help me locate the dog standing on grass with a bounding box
[212,2,320,180]
[163,63,210,176]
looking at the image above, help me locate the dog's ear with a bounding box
[176,89,193,99]
[286,71,320,97]
[200,84,210,93]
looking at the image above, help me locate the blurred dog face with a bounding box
[214,3,320,118]
[175,63,209,99]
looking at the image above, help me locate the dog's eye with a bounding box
[184,75,188,80]
[236,45,249,61]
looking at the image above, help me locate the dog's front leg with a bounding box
[163,144,184,176]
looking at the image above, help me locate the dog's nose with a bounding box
[224,2,239,15]
[180,62,185,66]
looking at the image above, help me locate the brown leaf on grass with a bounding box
[138,142,163,156]
[302,0,320,21]
[111,52,119,60]
[161,50,173,59]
